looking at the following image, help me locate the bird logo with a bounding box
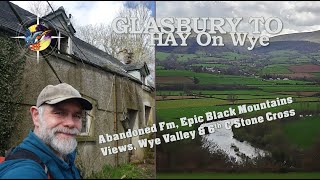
[24,23,52,51]
[11,15,62,63]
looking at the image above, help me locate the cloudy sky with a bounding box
[156,1,320,36]
[11,1,155,27]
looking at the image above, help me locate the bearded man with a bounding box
[0,83,92,179]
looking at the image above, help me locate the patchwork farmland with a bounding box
[156,37,320,177]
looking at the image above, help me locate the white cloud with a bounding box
[156,1,320,35]
[11,1,124,27]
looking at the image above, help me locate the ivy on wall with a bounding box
[0,31,26,155]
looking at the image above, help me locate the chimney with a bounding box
[67,14,72,26]
[127,52,133,64]
[118,49,133,64]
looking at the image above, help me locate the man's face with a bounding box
[34,100,83,156]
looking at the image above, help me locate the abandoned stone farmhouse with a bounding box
[0,1,155,176]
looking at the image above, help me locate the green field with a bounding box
[157,90,276,96]
[268,56,312,64]
[157,98,229,109]
[283,115,320,149]
[312,72,320,78]
[157,172,320,179]
[158,94,302,102]
[156,65,165,70]
[156,51,251,62]
[292,55,312,63]
[220,52,251,60]
[261,64,292,74]
[258,85,320,92]
[157,90,301,100]
[198,94,298,100]
[267,50,301,57]
[156,49,320,173]
[157,98,320,132]
[309,52,320,61]
[156,52,171,60]
[157,81,320,135]
[265,50,313,64]
[191,63,231,68]
[156,52,200,61]
[157,70,310,85]
[269,57,291,63]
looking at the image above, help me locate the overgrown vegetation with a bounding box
[0,32,26,155]
[87,163,155,179]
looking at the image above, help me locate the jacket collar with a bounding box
[18,130,76,169]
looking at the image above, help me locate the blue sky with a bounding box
[124,1,155,17]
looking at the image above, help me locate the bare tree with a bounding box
[111,3,153,63]
[27,1,77,31]
[76,24,105,51]
[75,2,155,81]
[28,1,57,17]
[76,3,154,64]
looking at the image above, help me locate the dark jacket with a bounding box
[0,130,81,179]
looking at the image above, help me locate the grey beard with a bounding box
[38,121,80,156]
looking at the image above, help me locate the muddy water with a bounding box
[200,118,268,163]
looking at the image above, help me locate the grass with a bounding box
[267,50,301,57]
[156,52,200,61]
[157,95,320,136]
[265,50,313,64]
[157,96,320,111]
[157,90,276,96]
[309,52,320,61]
[156,51,251,62]
[269,57,291,63]
[155,49,320,174]
[157,172,320,179]
[312,72,320,78]
[292,56,312,63]
[191,63,231,68]
[200,94,298,100]
[87,163,155,179]
[221,52,251,60]
[156,65,165,70]
[157,99,320,132]
[261,64,292,74]
[283,115,320,149]
[157,98,229,109]
[156,52,171,61]
[259,85,320,92]
[158,94,302,102]
[156,70,311,85]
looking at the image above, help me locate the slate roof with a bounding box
[125,62,150,76]
[0,1,36,34]
[72,37,129,76]
[0,1,143,83]
[125,62,145,71]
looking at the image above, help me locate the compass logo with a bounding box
[12,15,62,62]
[25,22,52,51]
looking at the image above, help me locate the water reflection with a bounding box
[200,118,268,163]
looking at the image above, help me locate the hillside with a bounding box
[157,29,320,54]
[271,30,320,44]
